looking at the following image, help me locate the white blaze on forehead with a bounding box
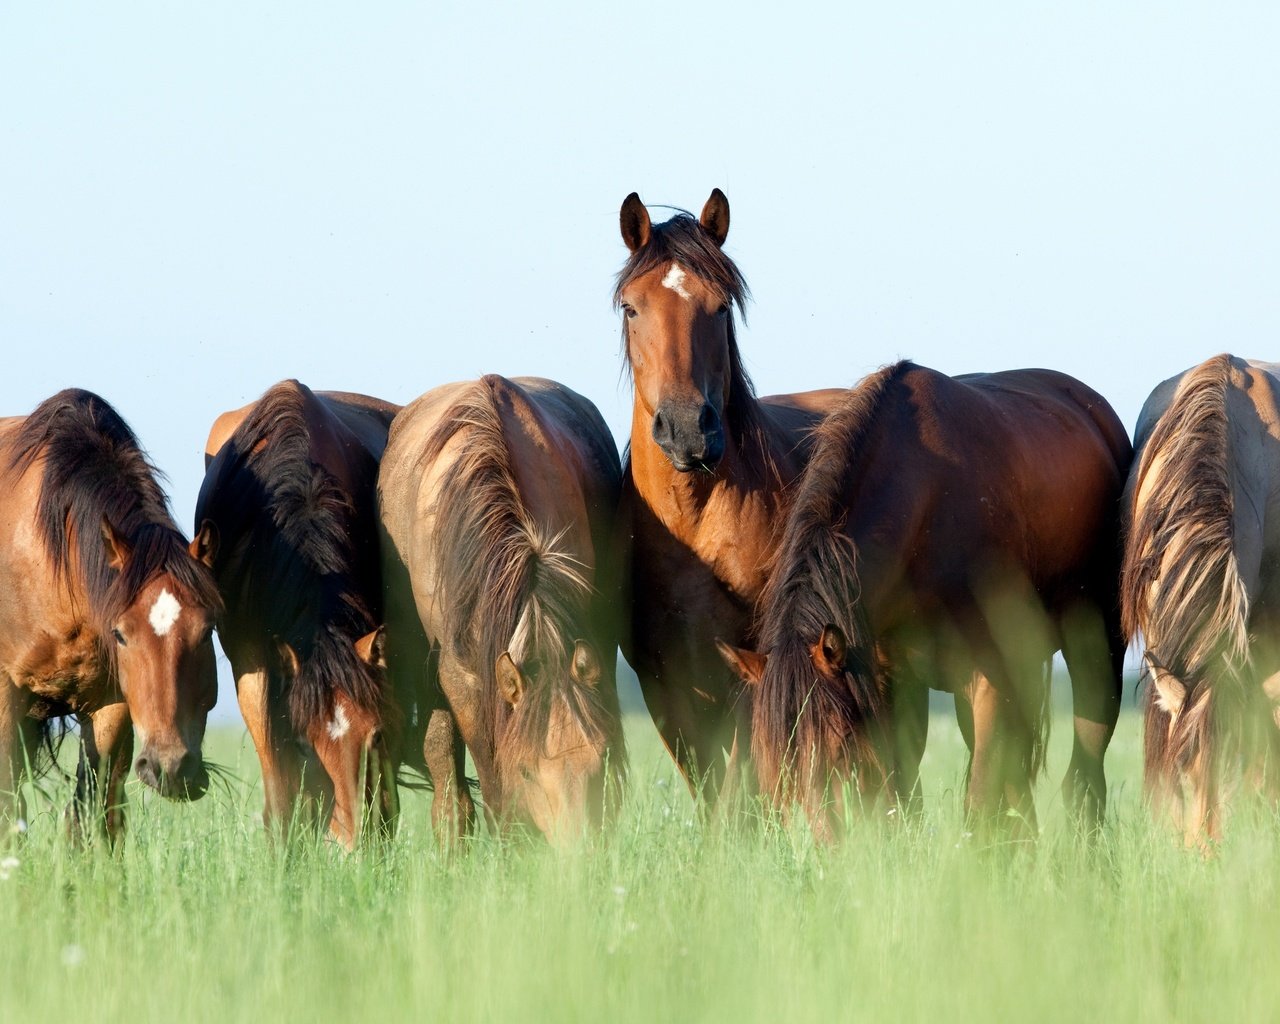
[149,589,183,637]
[661,262,691,300]
[327,704,350,740]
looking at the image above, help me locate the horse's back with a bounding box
[315,391,400,459]
[834,364,1128,607]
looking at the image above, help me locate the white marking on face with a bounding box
[149,589,182,637]
[661,262,691,300]
[327,704,350,740]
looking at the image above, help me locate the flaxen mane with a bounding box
[1120,354,1250,787]
[196,381,383,732]
[10,388,221,646]
[614,212,775,479]
[751,363,912,798]
[420,376,620,775]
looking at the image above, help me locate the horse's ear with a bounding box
[814,624,848,676]
[715,638,766,686]
[190,519,218,567]
[101,517,131,572]
[571,640,602,687]
[275,638,301,680]
[355,626,387,669]
[1149,661,1187,717]
[620,192,651,253]
[497,652,525,706]
[699,188,730,247]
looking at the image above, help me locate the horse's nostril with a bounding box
[134,755,156,786]
[698,402,718,433]
[176,751,199,780]
[652,408,673,446]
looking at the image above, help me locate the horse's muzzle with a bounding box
[135,748,209,801]
[652,400,725,472]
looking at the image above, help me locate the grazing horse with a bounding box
[377,375,625,847]
[196,381,400,848]
[718,361,1131,840]
[1122,354,1280,847]
[615,189,846,800]
[0,389,221,840]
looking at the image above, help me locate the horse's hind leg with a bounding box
[1059,600,1123,831]
[69,702,133,845]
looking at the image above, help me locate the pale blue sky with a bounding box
[4,4,1279,714]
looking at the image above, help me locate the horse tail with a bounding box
[1121,353,1250,787]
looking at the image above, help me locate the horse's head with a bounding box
[274,625,397,850]
[720,625,884,842]
[105,521,219,801]
[1143,652,1224,849]
[493,639,618,848]
[616,189,748,474]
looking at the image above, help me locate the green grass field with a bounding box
[2,701,1277,1024]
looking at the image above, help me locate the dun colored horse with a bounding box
[1122,354,1280,847]
[197,380,400,848]
[376,375,625,846]
[719,361,1131,840]
[615,189,845,800]
[0,389,220,840]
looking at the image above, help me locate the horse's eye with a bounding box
[112,628,127,647]
[623,304,637,319]
[716,303,729,316]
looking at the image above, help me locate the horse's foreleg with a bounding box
[70,702,133,845]
[0,679,38,836]
[963,670,1038,844]
[423,705,474,848]
[890,678,929,816]
[236,668,305,838]
[1059,600,1123,832]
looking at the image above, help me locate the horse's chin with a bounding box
[667,455,722,475]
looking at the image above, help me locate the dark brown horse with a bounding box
[615,189,846,800]
[377,375,625,847]
[719,361,1131,840]
[196,381,400,848]
[0,389,221,840]
[1122,354,1280,847]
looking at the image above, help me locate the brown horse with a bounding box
[615,189,846,800]
[376,375,625,847]
[1122,354,1280,847]
[718,361,1131,840]
[196,381,400,848]
[0,389,221,841]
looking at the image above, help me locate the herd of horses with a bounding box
[1,189,1276,853]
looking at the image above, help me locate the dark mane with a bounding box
[1121,354,1250,787]
[751,363,914,798]
[196,380,383,731]
[421,376,621,773]
[10,388,221,642]
[614,212,775,478]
